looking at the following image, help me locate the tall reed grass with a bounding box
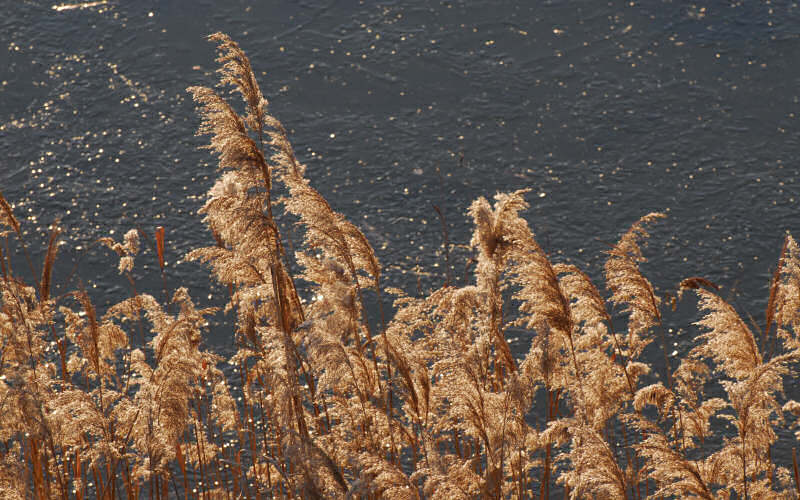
[1,33,800,499]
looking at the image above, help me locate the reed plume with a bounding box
[3,32,800,499]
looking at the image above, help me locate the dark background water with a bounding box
[2,0,800,490]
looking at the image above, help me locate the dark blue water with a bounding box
[2,0,800,489]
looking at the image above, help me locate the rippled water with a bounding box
[3,0,800,485]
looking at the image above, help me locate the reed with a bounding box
[1,33,800,499]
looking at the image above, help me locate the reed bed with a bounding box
[1,34,800,499]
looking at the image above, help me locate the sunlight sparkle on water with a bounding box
[52,0,108,12]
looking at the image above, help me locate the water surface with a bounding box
[2,0,800,486]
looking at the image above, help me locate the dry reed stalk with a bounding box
[0,192,38,281]
[0,192,22,239]
[39,221,61,303]
[175,441,188,499]
[793,447,800,495]
[154,226,171,312]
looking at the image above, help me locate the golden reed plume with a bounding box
[1,34,799,499]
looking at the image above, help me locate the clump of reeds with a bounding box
[2,33,800,499]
